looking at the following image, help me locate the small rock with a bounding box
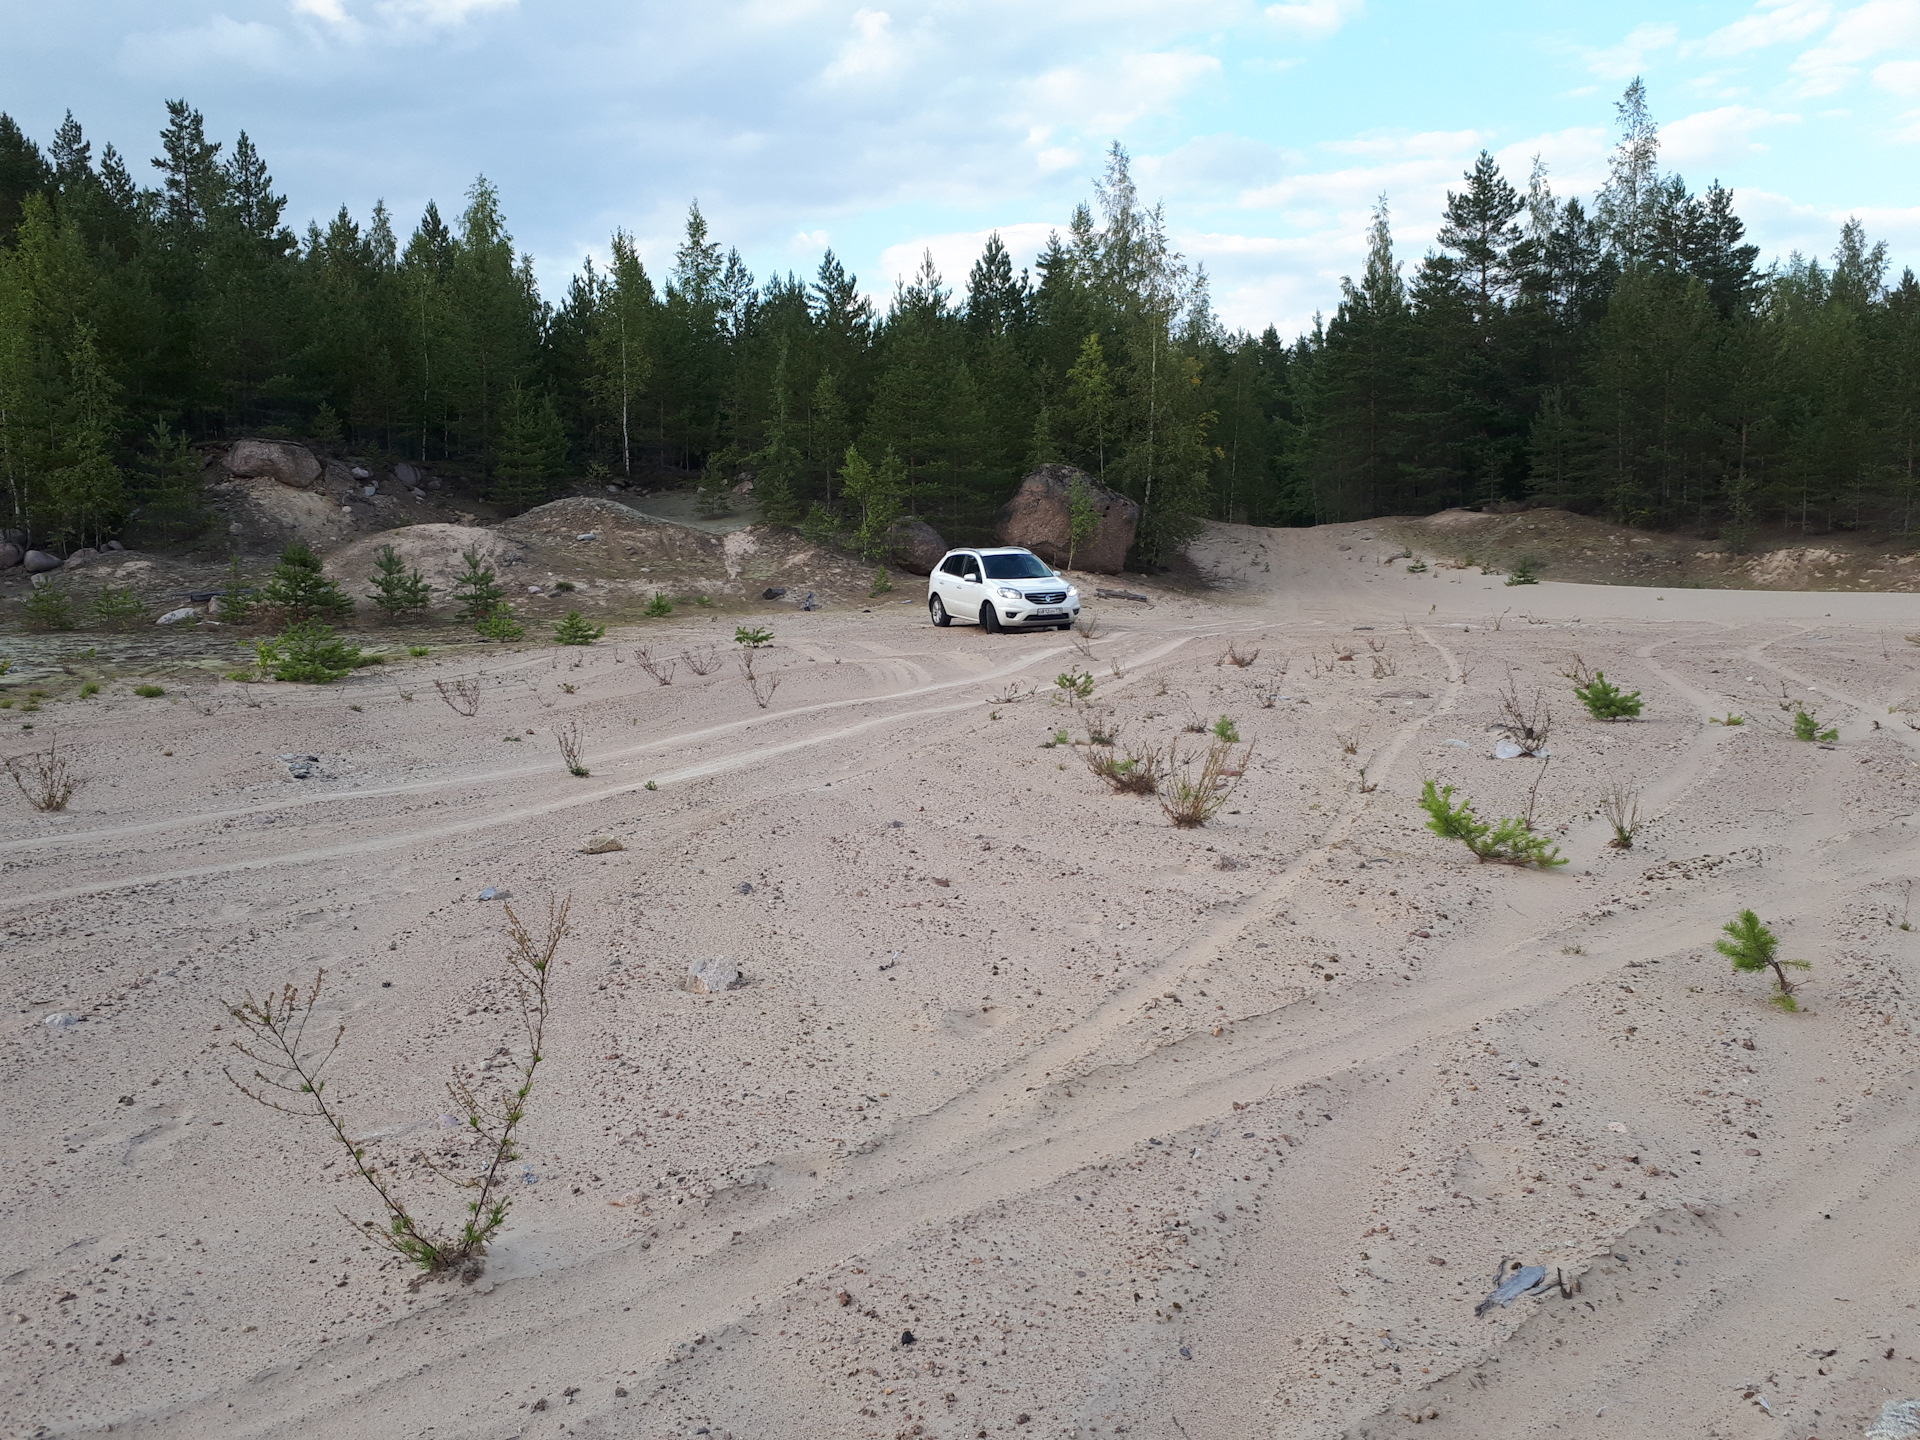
[156,607,199,625]
[478,886,498,901]
[582,833,625,854]
[683,957,744,994]
[900,1329,915,1345]
[575,532,598,542]
[42,1012,79,1029]
[530,1397,547,1412]
[106,539,124,550]
[23,549,62,573]
[836,1290,852,1306]
[0,541,20,569]
[351,466,371,480]
[736,882,753,895]
[762,587,787,600]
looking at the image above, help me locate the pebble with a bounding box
[351,466,370,479]
[479,886,498,901]
[582,833,625,854]
[684,957,744,994]
[156,607,199,625]
[575,532,598,542]
[42,1012,79,1029]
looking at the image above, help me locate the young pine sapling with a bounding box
[1714,908,1810,1011]
[1418,779,1566,869]
[1574,672,1643,721]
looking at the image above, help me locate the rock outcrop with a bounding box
[993,464,1138,574]
[884,517,947,575]
[0,542,21,570]
[226,439,322,489]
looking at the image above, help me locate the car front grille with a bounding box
[1025,590,1068,605]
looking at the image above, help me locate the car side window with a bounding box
[960,557,980,581]
[942,556,967,577]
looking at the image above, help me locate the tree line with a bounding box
[1,81,1913,566]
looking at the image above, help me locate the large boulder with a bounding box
[993,464,1138,574]
[23,549,62,574]
[226,439,322,489]
[884,517,946,575]
[0,542,20,570]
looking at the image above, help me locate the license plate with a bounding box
[1029,609,1064,618]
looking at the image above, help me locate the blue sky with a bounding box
[5,1,1918,335]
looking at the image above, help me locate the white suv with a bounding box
[927,547,1080,632]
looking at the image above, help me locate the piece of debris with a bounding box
[1094,588,1150,603]
[801,592,818,611]
[762,587,787,600]
[1474,1261,1559,1316]
[684,957,744,994]
[582,833,626,854]
[478,886,499,901]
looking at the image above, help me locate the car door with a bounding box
[932,555,962,614]
[953,553,984,619]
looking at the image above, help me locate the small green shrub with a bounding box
[258,622,365,683]
[90,587,147,631]
[79,681,99,698]
[870,566,893,597]
[1714,908,1810,1011]
[1211,715,1241,743]
[261,542,353,621]
[217,556,257,624]
[645,779,658,791]
[451,546,506,621]
[1792,708,1838,743]
[1054,667,1094,703]
[552,580,575,593]
[1406,559,1427,574]
[552,610,605,646]
[1418,779,1566,868]
[644,593,673,618]
[408,645,430,658]
[25,584,75,632]
[133,684,165,698]
[1506,557,1540,586]
[1573,672,1642,721]
[734,625,773,648]
[475,606,525,642]
[368,545,433,622]
[1709,712,1745,726]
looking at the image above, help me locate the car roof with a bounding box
[947,546,1035,556]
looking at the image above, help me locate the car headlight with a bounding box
[1066,586,1079,598]
[996,587,1022,600]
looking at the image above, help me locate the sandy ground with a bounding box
[5,520,1920,1440]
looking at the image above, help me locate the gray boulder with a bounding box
[0,542,20,570]
[23,549,62,574]
[884,517,946,575]
[62,547,100,569]
[993,464,1139,574]
[226,439,322,489]
[683,957,744,994]
[395,462,421,487]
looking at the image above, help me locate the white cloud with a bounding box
[1875,56,1920,92]
[374,0,517,24]
[876,220,1058,296]
[291,0,351,22]
[1791,0,1920,94]
[119,15,297,75]
[821,8,915,86]
[1585,22,1679,79]
[1018,51,1222,133]
[1691,0,1831,57]
[1263,0,1362,38]
[1661,105,1798,169]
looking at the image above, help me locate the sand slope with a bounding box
[3,521,1919,1439]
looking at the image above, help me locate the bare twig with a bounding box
[6,734,81,811]
[555,721,589,777]
[433,676,482,718]
[1600,779,1642,848]
[681,646,722,676]
[634,647,676,685]
[739,650,780,709]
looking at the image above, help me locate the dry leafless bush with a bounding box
[6,734,81,812]
[1600,780,1643,848]
[681,646,722,676]
[1217,641,1260,669]
[739,650,780,709]
[1159,737,1252,828]
[1335,729,1360,756]
[988,680,1035,705]
[1331,642,1356,662]
[223,896,571,1275]
[1365,636,1388,653]
[1085,710,1121,745]
[1371,651,1398,678]
[434,676,482,717]
[1083,736,1164,794]
[555,721,589,777]
[1497,674,1553,753]
[1556,652,1596,688]
[634,647,676,685]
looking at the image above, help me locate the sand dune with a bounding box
[4,520,1919,1438]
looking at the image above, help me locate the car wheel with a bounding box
[929,595,951,627]
[979,603,1001,633]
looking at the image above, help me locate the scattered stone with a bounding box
[575,531,598,542]
[762,587,787,600]
[23,549,62,574]
[42,1012,79,1029]
[582,833,625,854]
[226,438,322,489]
[900,1329,916,1345]
[1868,1398,1920,1439]
[836,1291,852,1306]
[994,463,1139,574]
[105,539,124,551]
[351,466,371,480]
[279,754,320,779]
[613,1385,629,1398]
[736,882,753,895]
[683,957,744,994]
[156,607,200,625]
[883,517,946,575]
[0,542,22,569]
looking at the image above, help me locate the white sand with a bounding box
[5,520,1920,1438]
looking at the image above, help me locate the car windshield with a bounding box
[981,553,1053,580]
